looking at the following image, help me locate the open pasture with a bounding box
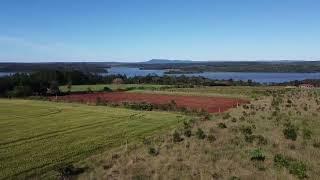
[130,86,284,98]
[0,99,187,179]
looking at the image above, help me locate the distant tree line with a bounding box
[125,61,320,73]
[275,79,320,87]
[0,70,260,97]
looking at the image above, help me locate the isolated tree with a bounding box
[67,81,72,93]
[48,81,60,99]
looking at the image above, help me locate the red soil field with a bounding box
[54,92,249,113]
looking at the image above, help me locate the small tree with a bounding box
[67,81,72,93]
[48,81,60,98]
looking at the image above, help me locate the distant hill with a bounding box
[142,59,194,64]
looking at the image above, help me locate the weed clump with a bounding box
[313,140,320,148]
[222,113,231,119]
[184,129,192,137]
[218,122,227,129]
[250,148,265,161]
[196,128,206,139]
[148,147,159,156]
[55,164,86,178]
[302,128,312,140]
[173,130,183,142]
[274,154,307,179]
[283,124,298,141]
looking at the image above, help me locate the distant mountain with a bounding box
[142,59,194,64]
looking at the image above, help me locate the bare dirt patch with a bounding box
[55,92,249,113]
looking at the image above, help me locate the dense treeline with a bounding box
[0,70,259,97]
[125,61,320,73]
[0,62,110,73]
[276,79,320,87]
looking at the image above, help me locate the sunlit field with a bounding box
[0,99,187,179]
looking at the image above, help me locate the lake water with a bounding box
[2,67,320,83]
[0,72,15,77]
[103,67,320,83]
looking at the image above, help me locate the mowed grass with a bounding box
[59,84,170,93]
[131,86,283,99]
[0,99,187,179]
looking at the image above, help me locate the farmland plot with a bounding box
[0,99,187,179]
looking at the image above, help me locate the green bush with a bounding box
[207,134,216,142]
[250,148,265,161]
[240,126,253,135]
[283,124,298,141]
[7,85,32,97]
[173,130,183,142]
[196,128,206,139]
[55,164,85,178]
[288,161,307,179]
[302,128,312,140]
[184,129,192,137]
[274,154,289,167]
[103,86,113,92]
[274,154,307,179]
[256,135,268,145]
[222,113,231,119]
[313,140,320,148]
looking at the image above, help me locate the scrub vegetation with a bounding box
[77,88,320,179]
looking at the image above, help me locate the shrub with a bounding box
[302,128,312,140]
[207,134,216,142]
[255,135,268,145]
[148,147,159,156]
[274,154,307,179]
[283,124,298,141]
[240,126,253,135]
[173,130,183,142]
[87,87,93,93]
[184,129,192,137]
[288,161,307,179]
[313,140,320,148]
[274,154,289,167]
[103,86,113,92]
[7,85,32,97]
[55,164,85,178]
[231,117,237,122]
[245,135,255,143]
[218,123,227,129]
[196,128,206,139]
[222,113,231,119]
[250,148,265,161]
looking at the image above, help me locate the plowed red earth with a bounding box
[54,92,249,113]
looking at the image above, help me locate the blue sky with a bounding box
[0,0,319,62]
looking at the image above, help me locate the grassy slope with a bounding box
[0,99,188,179]
[79,88,320,179]
[61,84,282,99]
[131,86,283,99]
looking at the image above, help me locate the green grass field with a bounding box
[60,84,283,99]
[59,84,170,93]
[0,99,188,179]
[131,86,283,98]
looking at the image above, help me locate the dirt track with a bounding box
[55,92,249,113]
